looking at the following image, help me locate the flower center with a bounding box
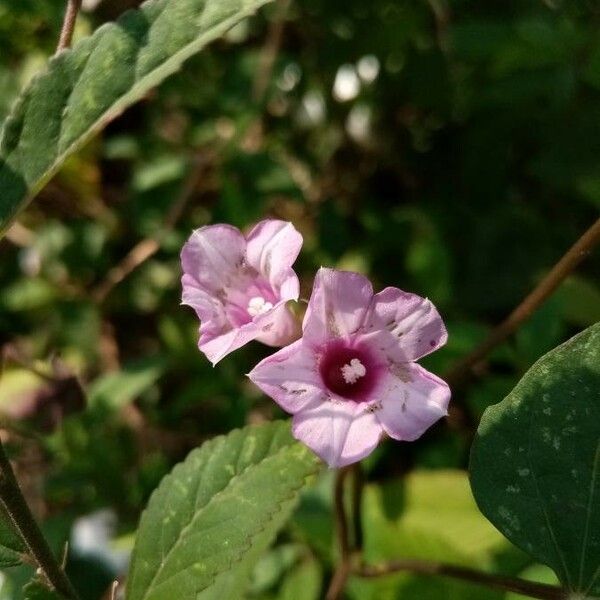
[247,296,273,317]
[341,358,366,384]
[318,341,380,402]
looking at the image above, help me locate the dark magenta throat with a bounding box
[318,340,380,402]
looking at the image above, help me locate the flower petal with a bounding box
[181,224,246,294]
[303,268,373,347]
[248,340,325,413]
[362,287,447,362]
[253,302,301,347]
[199,320,261,366]
[375,363,450,441]
[245,220,303,290]
[292,401,383,468]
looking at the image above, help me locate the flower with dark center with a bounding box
[248,268,450,467]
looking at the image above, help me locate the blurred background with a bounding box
[0,0,599,598]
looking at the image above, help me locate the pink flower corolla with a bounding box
[248,268,450,467]
[181,220,303,365]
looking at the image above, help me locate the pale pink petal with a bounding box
[181,274,225,322]
[292,401,383,468]
[246,220,303,290]
[254,302,300,347]
[303,268,373,347]
[248,340,324,413]
[362,287,447,362]
[181,224,246,293]
[375,363,450,441]
[199,321,261,366]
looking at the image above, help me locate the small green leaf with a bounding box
[23,578,63,600]
[126,421,320,600]
[0,0,272,236]
[0,505,26,567]
[470,322,600,596]
[87,356,167,413]
[279,555,322,600]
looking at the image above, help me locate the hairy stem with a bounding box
[358,560,572,600]
[445,217,600,386]
[0,441,79,599]
[56,0,82,53]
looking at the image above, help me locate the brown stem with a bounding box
[91,154,207,304]
[358,560,571,600]
[445,217,600,387]
[350,462,364,553]
[0,440,79,599]
[56,0,82,54]
[325,467,353,600]
[252,0,292,103]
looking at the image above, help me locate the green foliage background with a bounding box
[0,0,599,598]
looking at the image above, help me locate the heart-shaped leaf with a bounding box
[470,322,600,596]
[0,0,272,236]
[126,421,320,600]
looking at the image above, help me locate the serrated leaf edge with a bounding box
[127,422,320,600]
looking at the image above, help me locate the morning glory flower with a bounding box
[181,220,302,365]
[248,267,450,467]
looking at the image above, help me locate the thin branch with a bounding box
[334,467,351,559]
[350,462,364,553]
[91,154,207,304]
[325,467,353,600]
[252,0,292,103]
[445,217,600,387]
[358,560,572,600]
[0,440,79,599]
[56,0,82,54]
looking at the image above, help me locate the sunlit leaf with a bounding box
[470,322,600,596]
[0,0,272,236]
[347,471,519,600]
[126,421,320,600]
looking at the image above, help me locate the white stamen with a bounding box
[247,296,273,317]
[341,358,367,384]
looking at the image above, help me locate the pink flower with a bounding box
[181,220,303,365]
[248,268,450,467]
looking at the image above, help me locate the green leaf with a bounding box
[347,470,519,600]
[279,554,322,600]
[195,504,299,600]
[0,505,26,567]
[0,0,272,236]
[470,322,600,596]
[23,579,63,600]
[126,421,320,600]
[87,356,167,413]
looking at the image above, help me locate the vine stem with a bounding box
[445,217,600,386]
[358,560,572,600]
[56,0,82,54]
[0,440,79,599]
[326,465,362,600]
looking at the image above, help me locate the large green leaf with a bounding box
[195,499,299,600]
[0,0,272,236]
[126,421,320,600]
[470,322,600,596]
